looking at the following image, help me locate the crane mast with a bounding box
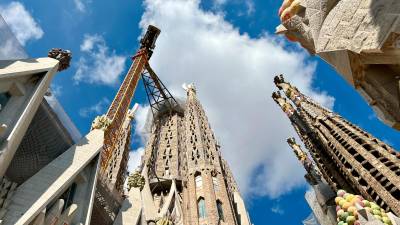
[100,25,160,174]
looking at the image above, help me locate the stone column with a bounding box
[187,174,199,225]
[203,170,218,224]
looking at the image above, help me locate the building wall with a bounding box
[6,100,75,184]
[140,86,251,225]
[274,78,400,216]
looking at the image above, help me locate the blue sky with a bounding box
[1,0,399,224]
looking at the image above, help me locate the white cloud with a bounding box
[74,34,126,86]
[213,0,227,6]
[0,1,43,45]
[211,0,255,16]
[73,0,87,12]
[133,105,151,142]
[80,34,102,52]
[128,147,145,172]
[245,0,255,15]
[138,0,334,198]
[126,104,150,174]
[271,204,285,215]
[79,97,110,118]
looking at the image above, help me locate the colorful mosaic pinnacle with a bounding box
[335,189,394,225]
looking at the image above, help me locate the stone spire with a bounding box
[287,137,322,185]
[130,84,251,225]
[183,82,197,101]
[273,74,400,216]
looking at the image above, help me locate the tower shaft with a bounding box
[133,84,251,225]
[273,75,400,216]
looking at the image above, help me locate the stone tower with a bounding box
[115,84,252,225]
[90,105,138,225]
[272,75,400,216]
[103,104,137,194]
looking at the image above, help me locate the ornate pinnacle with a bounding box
[272,91,296,117]
[273,74,304,105]
[182,82,197,95]
[48,48,72,72]
[287,137,307,162]
[273,74,285,89]
[287,137,322,185]
[187,83,196,93]
[127,171,145,191]
[91,115,112,131]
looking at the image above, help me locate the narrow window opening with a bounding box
[217,200,224,221]
[198,197,207,219]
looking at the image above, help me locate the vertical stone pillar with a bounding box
[187,174,199,225]
[203,170,218,224]
[182,184,190,225]
[217,173,236,224]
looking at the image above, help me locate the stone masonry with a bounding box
[273,75,400,216]
[276,0,400,130]
[134,84,251,225]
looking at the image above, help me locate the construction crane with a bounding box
[100,25,180,177]
[100,25,160,174]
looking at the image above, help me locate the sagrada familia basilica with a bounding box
[0,0,399,224]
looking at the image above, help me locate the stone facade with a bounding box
[287,138,337,225]
[0,53,102,225]
[273,75,400,216]
[276,0,400,130]
[122,84,251,225]
[90,107,135,225]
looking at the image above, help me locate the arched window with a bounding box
[217,200,224,221]
[165,167,170,177]
[198,197,207,219]
[195,173,202,188]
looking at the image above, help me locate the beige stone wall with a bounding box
[275,80,400,216]
[138,87,251,225]
[0,58,59,177]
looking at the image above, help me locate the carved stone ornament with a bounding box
[91,115,112,131]
[127,171,145,191]
[48,48,72,72]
